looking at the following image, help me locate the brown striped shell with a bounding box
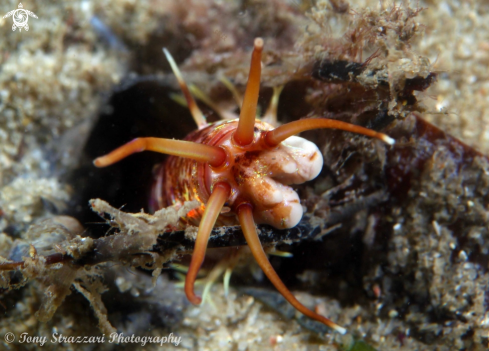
[150,118,323,229]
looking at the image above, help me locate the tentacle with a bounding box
[185,182,231,305]
[93,137,227,168]
[168,92,188,108]
[201,260,227,306]
[219,75,243,107]
[264,117,395,147]
[189,84,236,120]
[261,85,284,127]
[237,203,347,334]
[163,48,207,129]
[234,38,264,146]
[222,248,242,297]
[200,249,241,304]
[223,266,233,297]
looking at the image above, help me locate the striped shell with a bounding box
[151,119,323,228]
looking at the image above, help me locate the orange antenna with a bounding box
[185,182,231,304]
[233,38,264,146]
[93,138,227,168]
[237,203,347,334]
[265,118,395,147]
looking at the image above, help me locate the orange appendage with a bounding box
[265,118,395,147]
[237,203,347,334]
[93,137,227,168]
[185,182,231,305]
[233,38,264,147]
